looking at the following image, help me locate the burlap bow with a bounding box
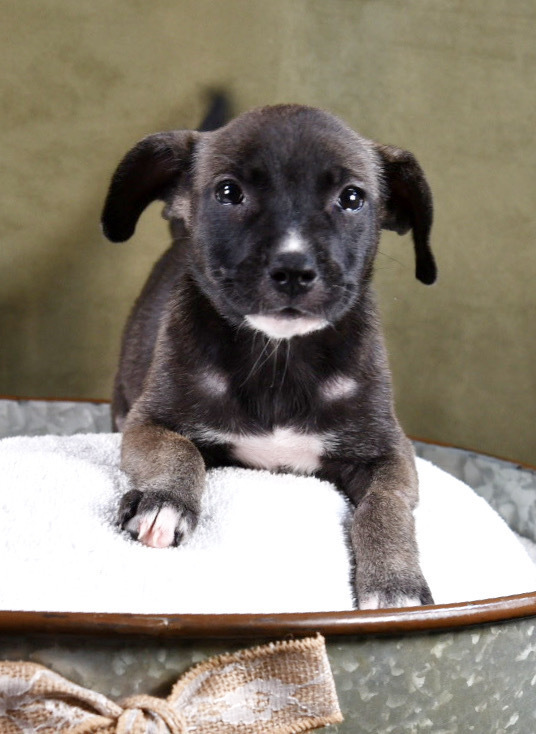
[0,635,342,734]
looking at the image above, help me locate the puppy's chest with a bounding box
[189,368,359,473]
[197,425,328,474]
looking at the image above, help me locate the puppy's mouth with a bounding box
[244,308,329,340]
[276,307,304,318]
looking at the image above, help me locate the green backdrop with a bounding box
[1,0,535,464]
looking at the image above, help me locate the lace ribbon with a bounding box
[0,634,342,734]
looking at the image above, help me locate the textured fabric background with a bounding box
[1,1,535,464]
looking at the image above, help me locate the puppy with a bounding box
[101,103,436,609]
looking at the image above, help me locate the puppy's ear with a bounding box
[101,131,199,243]
[375,144,437,285]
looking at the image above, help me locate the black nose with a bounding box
[269,252,318,296]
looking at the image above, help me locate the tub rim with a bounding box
[1,592,536,639]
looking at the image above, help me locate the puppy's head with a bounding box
[102,105,436,339]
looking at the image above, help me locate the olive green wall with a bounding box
[1,1,535,464]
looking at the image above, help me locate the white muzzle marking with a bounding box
[245,314,328,339]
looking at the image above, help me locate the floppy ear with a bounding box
[101,130,199,243]
[375,144,437,285]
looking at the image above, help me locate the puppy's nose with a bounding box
[269,252,318,296]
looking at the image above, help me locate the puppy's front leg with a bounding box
[118,422,205,548]
[343,441,433,609]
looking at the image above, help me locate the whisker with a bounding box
[270,340,281,388]
[377,250,405,268]
[241,335,272,386]
[278,339,291,391]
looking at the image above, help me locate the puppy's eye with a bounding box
[215,180,244,206]
[337,186,365,212]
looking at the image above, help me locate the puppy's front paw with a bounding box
[118,489,198,548]
[358,573,434,610]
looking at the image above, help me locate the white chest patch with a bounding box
[231,428,326,474]
[195,426,327,474]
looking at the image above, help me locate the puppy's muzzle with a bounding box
[269,251,318,298]
[245,250,327,339]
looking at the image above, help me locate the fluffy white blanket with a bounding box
[0,433,535,614]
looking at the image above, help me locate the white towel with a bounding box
[0,433,535,614]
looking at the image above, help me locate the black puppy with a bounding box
[102,103,436,609]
